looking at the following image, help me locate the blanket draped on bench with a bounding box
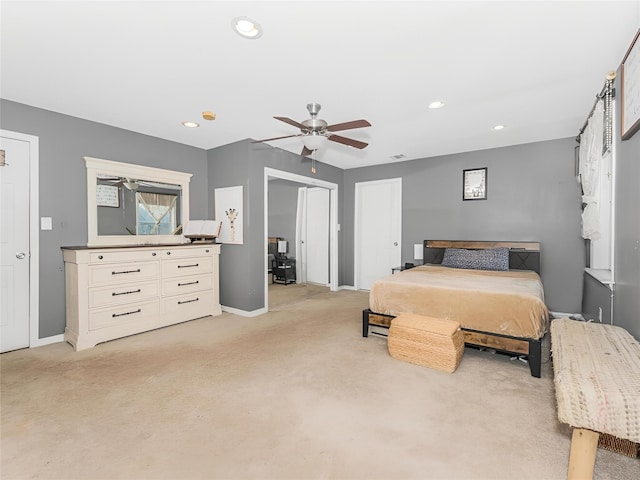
[551,319,640,443]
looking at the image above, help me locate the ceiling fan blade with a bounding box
[274,116,306,129]
[327,134,368,150]
[252,134,301,143]
[301,146,313,157]
[326,119,371,132]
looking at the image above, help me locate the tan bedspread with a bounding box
[369,265,549,339]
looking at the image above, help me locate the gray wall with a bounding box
[612,70,640,339]
[2,97,593,336]
[343,138,584,313]
[582,273,613,324]
[268,180,299,256]
[207,139,344,312]
[1,99,209,338]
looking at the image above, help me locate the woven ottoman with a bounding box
[388,313,464,373]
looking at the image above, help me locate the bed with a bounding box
[363,240,549,377]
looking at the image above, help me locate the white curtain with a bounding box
[136,192,177,234]
[579,99,604,241]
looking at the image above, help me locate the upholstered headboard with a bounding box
[423,240,541,274]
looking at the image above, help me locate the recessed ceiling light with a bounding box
[493,125,505,130]
[202,111,216,121]
[182,121,199,128]
[428,101,446,109]
[232,16,263,39]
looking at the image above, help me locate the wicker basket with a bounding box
[598,433,640,458]
[388,313,464,373]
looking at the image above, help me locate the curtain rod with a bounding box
[576,71,617,142]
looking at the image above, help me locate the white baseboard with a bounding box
[221,305,267,317]
[337,285,356,291]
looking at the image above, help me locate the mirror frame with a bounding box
[85,156,192,247]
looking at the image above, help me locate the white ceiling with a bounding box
[2,1,639,170]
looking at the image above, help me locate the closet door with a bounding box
[354,178,402,290]
[305,187,330,285]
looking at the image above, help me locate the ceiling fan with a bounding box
[97,176,140,190]
[253,103,372,160]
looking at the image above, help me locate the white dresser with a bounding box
[62,244,221,350]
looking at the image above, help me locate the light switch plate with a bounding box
[41,217,53,230]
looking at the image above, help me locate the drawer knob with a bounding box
[152,252,157,256]
[98,255,104,260]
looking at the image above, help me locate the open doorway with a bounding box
[264,168,338,310]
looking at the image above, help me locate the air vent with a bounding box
[390,154,407,160]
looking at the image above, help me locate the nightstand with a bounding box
[392,263,417,274]
[273,258,296,285]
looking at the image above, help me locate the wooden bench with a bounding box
[550,318,640,479]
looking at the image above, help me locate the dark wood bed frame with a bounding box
[362,240,545,378]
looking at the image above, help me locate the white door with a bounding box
[355,178,402,290]
[295,187,307,283]
[1,135,31,352]
[305,187,330,285]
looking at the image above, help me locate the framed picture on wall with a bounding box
[622,29,640,140]
[463,167,487,201]
[214,185,243,244]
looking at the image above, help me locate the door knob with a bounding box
[16,252,26,259]
[394,242,398,246]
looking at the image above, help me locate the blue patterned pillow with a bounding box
[441,247,509,271]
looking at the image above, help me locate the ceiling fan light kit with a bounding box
[301,132,328,151]
[253,103,371,173]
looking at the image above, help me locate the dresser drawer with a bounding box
[163,273,213,296]
[159,246,216,259]
[89,299,161,330]
[162,291,214,319]
[162,256,213,278]
[89,280,160,308]
[89,261,160,285]
[89,250,160,264]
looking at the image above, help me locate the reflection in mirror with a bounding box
[96,175,183,236]
[85,156,192,247]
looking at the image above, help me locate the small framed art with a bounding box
[96,184,119,207]
[621,29,640,140]
[463,167,487,201]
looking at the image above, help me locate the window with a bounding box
[136,192,178,235]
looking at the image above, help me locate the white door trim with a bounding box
[1,129,43,347]
[354,177,402,290]
[295,187,307,284]
[264,167,339,309]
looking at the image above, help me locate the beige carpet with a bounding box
[1,288,638,479]
[268,282,329,309]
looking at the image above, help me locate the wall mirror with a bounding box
[85,156,192,246]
